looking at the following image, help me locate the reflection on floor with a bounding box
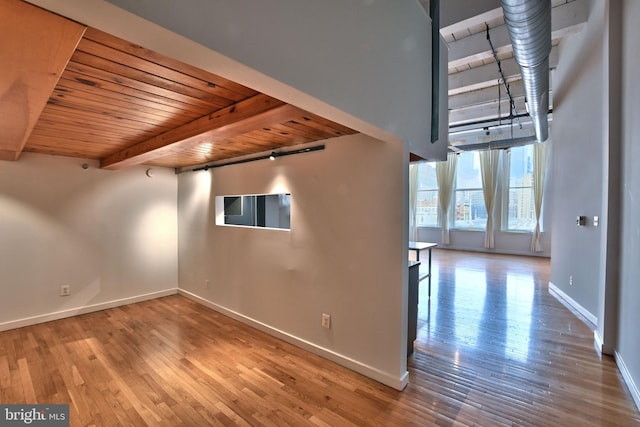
[409,249,639,426]
[0,250,637,425]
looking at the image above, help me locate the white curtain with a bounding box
[479,150,500,248]
[409,163,419,242]
[531,141,549,252]
[436,153,458,244]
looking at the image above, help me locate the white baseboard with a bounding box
[0,288,178,332]
[548,282,597,328]
[594,330,604,356]
[615,350,640,413]
[433,245,551,258]
[178,289,409,391]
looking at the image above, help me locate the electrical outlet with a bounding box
[569,276,573,286]
[204,279,210,289]
[321,313,331,329]
[60,285,70,296]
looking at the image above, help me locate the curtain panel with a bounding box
[436,153,458,244]
[531,141,549,252]
[479,150,500,248]
[409,163,419,242]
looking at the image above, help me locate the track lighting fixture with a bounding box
[189,144,324,173]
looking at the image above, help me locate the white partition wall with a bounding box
[178,135,408,389]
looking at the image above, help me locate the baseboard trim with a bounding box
[594,330,604,356]
[178,289,409,391]
[434,245,551,258]
[0,288,178,332]
[548,282,597,328]
[615,350,640,413]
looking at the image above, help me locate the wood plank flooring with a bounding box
[0,250,638,426]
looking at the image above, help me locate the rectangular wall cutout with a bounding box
[216,194,291,230]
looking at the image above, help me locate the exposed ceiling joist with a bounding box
[101,94,306,169]
[449,96,527,125]
[0,0,85,161]
[437,0,502,30]
[444,0,579,140]
[448,80,524,110]
[445,0,588,70]
[449,55,521,94]
[449,46,558,95]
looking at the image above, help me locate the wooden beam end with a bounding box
[0,150,21,161]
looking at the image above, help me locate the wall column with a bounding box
[596,0,622,355]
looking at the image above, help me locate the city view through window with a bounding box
[416,162,438,227]
[506,145,536,231]
[415,145,536,231]
[454,152,486,229]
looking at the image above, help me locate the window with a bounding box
[416,162,438,226]
[223,196,243,216]
[505,145,536,231]
[454,151,487,229]
[216,193,291,230]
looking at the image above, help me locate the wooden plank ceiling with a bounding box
[2,1,357,170]
[0,0,85,161]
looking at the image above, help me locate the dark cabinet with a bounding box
[407,261,420,356]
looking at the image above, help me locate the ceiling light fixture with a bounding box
[269,152,277,161]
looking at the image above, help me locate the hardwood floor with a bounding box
[0,250,638,426]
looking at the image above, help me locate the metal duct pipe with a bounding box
[501,0,551,142]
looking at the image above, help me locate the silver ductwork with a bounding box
[501,0,551,142]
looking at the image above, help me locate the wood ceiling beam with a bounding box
[100,94,305,169]
[0,0,86,161]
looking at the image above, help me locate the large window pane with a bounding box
[416,162,438,226]
[507,145,536,231]
[455,189,487,228]
[454,152,486,229]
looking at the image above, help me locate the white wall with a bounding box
[548,0,639,409]
[98,0,438,157]
[0,153,178,329]
[618,0,640,411]
[178,134,408,389]
[549,0,606,317]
